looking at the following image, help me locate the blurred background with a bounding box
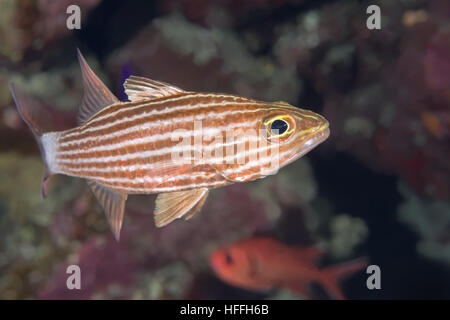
[0,0,449,299]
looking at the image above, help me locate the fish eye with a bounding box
[271,119,288,135]
[225,252,233,265]
[263,115,295,140]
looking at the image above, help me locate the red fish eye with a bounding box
[225,252,233,265]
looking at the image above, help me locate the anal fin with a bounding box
[87,180,128,241]
[154,188,209,227]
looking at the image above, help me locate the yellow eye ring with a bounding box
[264,115,295,140]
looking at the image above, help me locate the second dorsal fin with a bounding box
[124,75,185,102]
[77,49,119,125]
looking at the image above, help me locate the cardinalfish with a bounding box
[210,237,367,300]
[10,49,329,240]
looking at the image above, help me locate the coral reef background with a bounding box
[0,0,449,299]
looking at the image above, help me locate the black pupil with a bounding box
[270,119,288,135]
[225,252,233,265]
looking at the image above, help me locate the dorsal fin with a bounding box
[77,49,119,125]
[124,75,185,102]
[87,180,128,241]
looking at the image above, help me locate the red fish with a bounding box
[210,237,367,299]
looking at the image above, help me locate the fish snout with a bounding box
[310,113,329,136]
[210,250,224,271]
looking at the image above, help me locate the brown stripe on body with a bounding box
[56,126,266,174]
[57,102,264,153]
[85,92,253,125]
[59,93,259,144]
[57,106,266,161]
[66,165,230,194]
[56,124,263,176]
[54,93,270,193]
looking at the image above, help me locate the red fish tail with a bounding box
[320,257,368,300]
[9,84,58,198]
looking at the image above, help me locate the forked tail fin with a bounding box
[320,257,368,300]
[9,84,55,198]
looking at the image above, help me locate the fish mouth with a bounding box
[303,126,330,149]
[284,125,330,166]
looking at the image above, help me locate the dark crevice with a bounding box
[308,151,450,298]
[235,0,339,32]
[75,0,158,60]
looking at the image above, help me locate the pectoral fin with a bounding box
[183,191,208,221]
[151,159,192,178]
[154,188,209,227]
[87,180,128,241]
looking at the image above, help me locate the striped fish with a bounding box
[10,49,330,241]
